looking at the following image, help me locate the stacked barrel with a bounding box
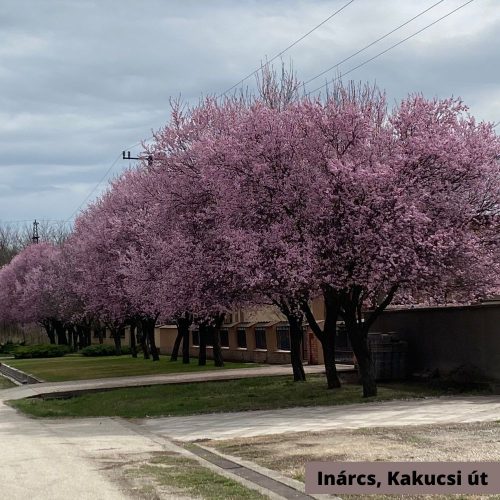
[368,332,408,380]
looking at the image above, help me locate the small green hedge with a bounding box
[80,344,131,356]
[0,341,25,354]
[13,344,70,359]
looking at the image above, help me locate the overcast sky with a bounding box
[1,0,499,225]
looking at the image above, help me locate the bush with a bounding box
[80,344,116,356]
[13,344,70,359]
[80,344,133,356]
[0,341,25,354]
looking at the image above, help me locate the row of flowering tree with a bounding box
[0,74,498,396]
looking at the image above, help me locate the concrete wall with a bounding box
[371,303,500,381]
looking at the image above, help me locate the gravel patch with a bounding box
[208,421,500,499]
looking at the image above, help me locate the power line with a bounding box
[65,4,356,221]
[65,153,121,223]
[306,0,476,96]
[66,0,480,222]
[218,0,356,98]
[303,0,446,87]
[65,140,146,223]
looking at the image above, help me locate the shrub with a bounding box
[0,341,25,354]
[13,344,70,359]
[80,344,133,356]
[80,344,116,356]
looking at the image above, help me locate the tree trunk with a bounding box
[72,326,79,351]
[319,333,341,389]
[143,317,159,361]
[176,315,191,364]
[182,325,190,364]
[340,284,399,397]
[277,300,306,382]
[136,321,149,359]
[198,324,207,366]
[95,321,104,345]
[54,320,68,345]
[347,325,377,397]
[212,314,224,367]
[75,325,82,349]
[43,321,56,344]
[111,327,122,355]
[288,319,306,381]
[211,327,224,367]
[301,299,340,388]
[129,322,138,358]
[84,322,92,347]
[170,331,183,362]
[67,325,73,350]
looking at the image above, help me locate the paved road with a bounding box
[2,366,499,498]
[0,400,146,499]
[139,395,500,441]
[1,364,345,401]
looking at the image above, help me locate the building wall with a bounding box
[157,325,177,354]
[157,322,296,364]
[230,305,285,323]
[371,303,500,380]
[90,300,500,380]
[93,327,131,346]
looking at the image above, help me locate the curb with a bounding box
[194,443,341,500]
[188,442,316,500]
[117,418,289,499]
[0,362,44,385]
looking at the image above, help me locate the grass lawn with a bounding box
[0,375,15,389]
[125,452,266,499]
[6,356,257,382]
[8,374,470,419]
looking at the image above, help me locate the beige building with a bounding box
[156,298,329,364]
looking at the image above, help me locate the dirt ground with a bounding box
[207,421,500,500]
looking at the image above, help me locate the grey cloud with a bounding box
[0,0,498,222]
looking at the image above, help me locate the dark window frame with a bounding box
[220,328,229,348]
[276,326,291,351]
[192,330,199,346]
[236,328,247,348]
[254,327,267,350]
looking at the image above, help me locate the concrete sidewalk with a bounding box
[0,400,136,499]
[139,395,500,441]
[0,364,349,401]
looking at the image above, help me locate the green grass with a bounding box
[9,375,458,419]
[6,356,257,382]
[0,375,15,389]
[128,453,266,499]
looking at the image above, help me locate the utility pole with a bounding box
[32,219,39,244]
[122,151,153,167]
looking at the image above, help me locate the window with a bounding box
[220,328,229,347]
[276,326,290,351]
[224,314,233,324]
[255,327,267,349]
[205,328,214,347]
[192,330,199,346]
[236,328,247,348]
[119,328,126,339]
